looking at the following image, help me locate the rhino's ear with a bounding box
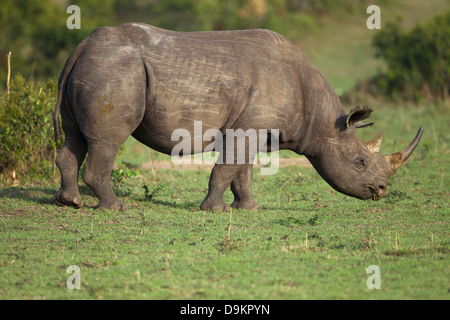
[346,106,373,129]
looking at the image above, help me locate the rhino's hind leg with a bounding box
[230,164,261,210]
[55,127,87,208]
[82,141,127,211]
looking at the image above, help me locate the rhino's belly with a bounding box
[131,111,228,155]
[132,68,250,154]
[131,71,293,155]
[132,82,232,155]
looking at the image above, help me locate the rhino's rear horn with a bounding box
[365,132,384,153]
[385,127,424,173]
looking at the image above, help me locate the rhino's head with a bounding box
[307,107,423,200]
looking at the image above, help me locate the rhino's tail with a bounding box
[53,38,88,145]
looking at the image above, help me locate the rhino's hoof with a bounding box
[200,199,231,212]
[56,189,83,209]
[231,200,261,210]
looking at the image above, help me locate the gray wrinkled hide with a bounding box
[54,23,409,211]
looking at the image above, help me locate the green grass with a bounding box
[1,103,448,300]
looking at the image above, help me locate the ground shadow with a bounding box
[0,186,58,206]
[1,186,309,212]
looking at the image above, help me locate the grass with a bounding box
[0,102,448,300]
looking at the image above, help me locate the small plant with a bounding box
[111,162,141,186]
[307,214,319,226]
[143,183,167,202]
[276,214,320,227]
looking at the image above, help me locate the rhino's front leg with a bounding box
[230,164,261,210]
[200,163,242,211]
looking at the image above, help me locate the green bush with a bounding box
[0,74,60,183]
[372,12,450,101]
[0,0,117,81]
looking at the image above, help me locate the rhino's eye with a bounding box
[353,157,366,170]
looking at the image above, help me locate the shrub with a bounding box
[372,12,450,101]
[0,74,61,183]
[111,162,141,187]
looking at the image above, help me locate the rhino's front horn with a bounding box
[385,127,424,173]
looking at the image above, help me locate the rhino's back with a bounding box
[129,24,304,127]
[123,22,304,66]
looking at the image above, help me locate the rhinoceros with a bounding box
[53,23,423,211]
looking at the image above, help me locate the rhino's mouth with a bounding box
[367,185,387,201]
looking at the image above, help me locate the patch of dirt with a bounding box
[140,157,311,171]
